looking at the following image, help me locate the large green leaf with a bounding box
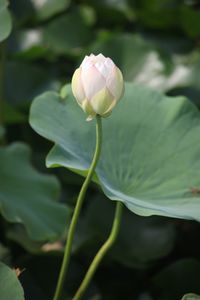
[0,262,25,300]
[0,0,12,42]
[0,142,70,241]
[30,83,200,221]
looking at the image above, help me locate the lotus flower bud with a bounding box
[71,53,124,121]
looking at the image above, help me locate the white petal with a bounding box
[107,67,124,100]
[95,61,111,78]
[95,57,115,79]
[81,65,106,99]
[71,68,85,104]
[96,53,106,61]
[81,55,90,67]
[105,57,115,68]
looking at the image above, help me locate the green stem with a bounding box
[72,201,123,300]
[53,115,102,300]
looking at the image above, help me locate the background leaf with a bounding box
[90,33,168,88]
[152,259,200,300]
[0,0,12,42]
[5,62,59,106]
[0,126,5,140]
[180,5,200,38]
[0,262,25,300]
[132,0,179,29]
[0,142,71,241]
[31,0,70,21]
[41,10,93,56]
[89,33,192,92]
[181,294,200,300]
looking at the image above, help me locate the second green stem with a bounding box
[72,201,123,300]
[53,115,102,300]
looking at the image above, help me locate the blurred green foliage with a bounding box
[1,0,200,299]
